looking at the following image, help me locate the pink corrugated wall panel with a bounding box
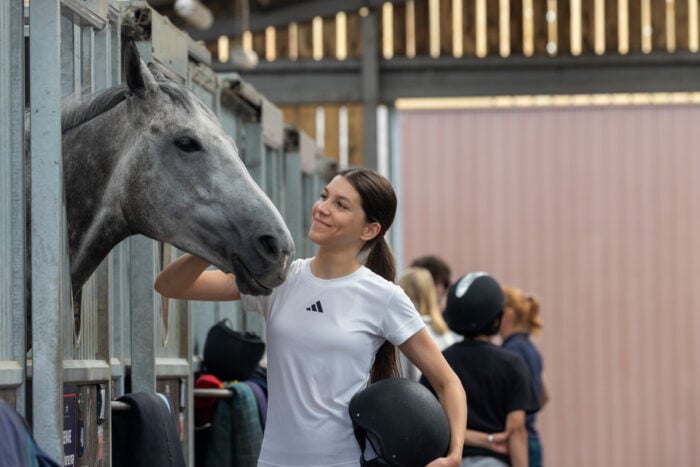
[398,104,700,467]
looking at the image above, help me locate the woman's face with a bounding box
[308,175,377,248]
[500,305,516,332]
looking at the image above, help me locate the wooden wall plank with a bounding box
[324,105,340,161]
[414,0,431,56]
[347,12,363,58]
[346,104,364,167]
[393,2,407,57]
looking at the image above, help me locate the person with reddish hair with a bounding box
[500,286,549,467]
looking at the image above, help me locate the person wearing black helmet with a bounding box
[421,272,539,467]
[155,168,466,467]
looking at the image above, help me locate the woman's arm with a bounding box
[504,411,528,467]
[400,330,467,467]
[465,429,510,455]
[154,253,240,301]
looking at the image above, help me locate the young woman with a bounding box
[398,267,457,381]
[500,286,549,467]
[154,168,466,467]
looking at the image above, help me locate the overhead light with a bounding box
[230,45,259,70]
[174,0,213,30]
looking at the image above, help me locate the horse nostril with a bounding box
[257,234,282,259]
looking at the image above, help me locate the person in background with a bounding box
[500,286,549,467]
[410,255,452,311]
[422,272,538,467]
[155,168,466,467]
[398,267,457,380]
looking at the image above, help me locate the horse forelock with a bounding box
[60,81,215,133]
[158,81,217,120]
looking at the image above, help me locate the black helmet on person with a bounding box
[349,378,450,467]
[444,272,505,337]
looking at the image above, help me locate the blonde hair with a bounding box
[502,285,543,335]
[398,267,449,335]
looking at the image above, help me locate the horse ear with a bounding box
[147,62,168,82]
[123,39,158,97]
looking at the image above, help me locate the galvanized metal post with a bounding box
[361,8,379,169]
[29,0,64,460]
[129,235,157,393]
[0,0,27,415]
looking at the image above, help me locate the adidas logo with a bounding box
[305,300,325,313]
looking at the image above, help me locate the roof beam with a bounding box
[186,0,407,41]
[215,53,700,104]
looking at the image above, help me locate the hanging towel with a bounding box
[0,400,60,467]
[205,382,262,467]
[112,392,185,467]
[242,380,267,429]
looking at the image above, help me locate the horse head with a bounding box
[61,41,294,296]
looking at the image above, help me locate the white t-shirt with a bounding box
[400,315,458,382]
[241,258,424,467]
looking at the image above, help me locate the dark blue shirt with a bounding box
[503,333,543,440]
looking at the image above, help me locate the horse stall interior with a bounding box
[1,1,330,464]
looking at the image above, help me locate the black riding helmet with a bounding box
[444,272,505,337]
[349,378,450,467]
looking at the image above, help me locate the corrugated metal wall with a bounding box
[398,103,700,467]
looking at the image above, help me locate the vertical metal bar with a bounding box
[383,2,394,59]
[667,0,676,52]
[618,0,629,54]
[691,0,699,52]
[312,16,323,60]
[129,235,157,393]
[29,0,64,459]
[499,0,510,57]
[547,0,558,55]
[288,22,298,60]
[476,0,487,57]
[595,0,606,55]
[361,9,379,168]
[217,35,229,63]
[453,0,463,58]
[388,105,403,269]
[571,0,582,55]
[406,0,416,58]
[429,0,440,58]
[336,12,347,60]
[641,0,652,53]
[0,0,26,414]
[265,26,276,61]
[523,0,534,56]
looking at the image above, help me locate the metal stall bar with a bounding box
[29,0,64,460]
[188,63,246,371]
[283,126,315,258]
[0,0,26,414]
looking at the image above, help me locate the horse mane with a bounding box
[60,80,212,133]
[61,85,131,133]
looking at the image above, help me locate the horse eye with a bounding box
[174,136,202,153]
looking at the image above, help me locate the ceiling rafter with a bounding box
[213,52,700,105]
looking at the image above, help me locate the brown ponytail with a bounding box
[340,168,401,382]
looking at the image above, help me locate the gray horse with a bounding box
[58,41,294,298]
